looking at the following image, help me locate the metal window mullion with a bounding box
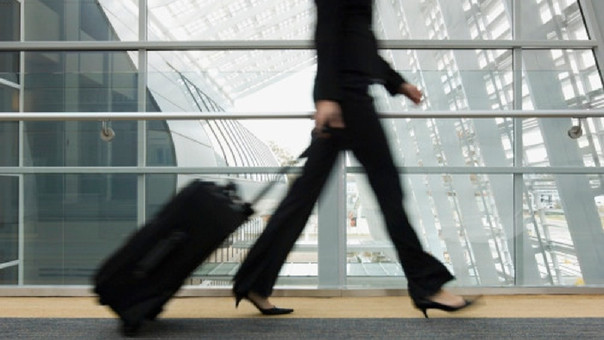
[137,0,148,226]
[17,0,25,286]
[512,0,524,287]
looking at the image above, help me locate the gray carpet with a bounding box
[1,318,603,339]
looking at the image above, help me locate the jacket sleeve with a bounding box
[313,0,345,102]
[375,55,408,96]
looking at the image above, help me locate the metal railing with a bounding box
[0,39,598,51]
[1,109,603,121]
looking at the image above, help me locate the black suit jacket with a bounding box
[313,0,407,102]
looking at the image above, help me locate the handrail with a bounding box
[0,166,602,175]
[0,110,602,121]
[0,39,598,51]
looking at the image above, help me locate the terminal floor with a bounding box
[1,295,603,319]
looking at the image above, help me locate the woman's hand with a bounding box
[399,83,423,105]
[314,100,345,136]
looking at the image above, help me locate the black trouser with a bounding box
[233,78,454,299]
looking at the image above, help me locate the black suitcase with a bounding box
[93,180,254,336]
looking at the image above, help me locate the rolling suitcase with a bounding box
[93,180,255,336]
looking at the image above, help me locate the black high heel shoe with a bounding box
[235,293,294,315]
[413,297,476,318]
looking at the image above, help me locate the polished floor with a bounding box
[1,295,603,319]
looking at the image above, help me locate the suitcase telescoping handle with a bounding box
[248,144,311,208]
[247,126,344,208]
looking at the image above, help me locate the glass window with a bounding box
[521,174,604,285]
[145,175,177,220]
[0,121,18,166]
[147,0,313,41]
[23,120,138,167]
[522,117,604,167]
[4,0,603,289]
[24,51,139,112]
[346,173,514,288]
[520,0,589,40]
[374,50,514,111]
[0,0,20,84]
[0,176,18,285]
[522,49,604,168]
[522,50,604,110]
[146,120,177,167]
[379,118,514,168]
[22,51,139,167]
[24,0,138,41]
[377,0,512,40]
[0,52,19,85]
[0,85,19,167]
[23,174,138,285]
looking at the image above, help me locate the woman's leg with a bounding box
[233,135,340,298]
[343,91,454,299]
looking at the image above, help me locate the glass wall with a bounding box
[0,0,603,291]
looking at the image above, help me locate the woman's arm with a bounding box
[375,56,407,95]
[376,56,423,104]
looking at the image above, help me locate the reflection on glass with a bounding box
[522,117,604,168]
[22,51,140,167]
[23,120,138,167]
[23,174,138,285]
[147,120,177,167]
[374,50,514,112]
[521,49,604,168]
[145,174,177,220]
[0,81,19,166]
[0,176,18,285]
[0,0,20,84]
[0,52,19,85]
[24,51,139,112]
[520,0,589,40]
[25,0,138,41]
[0,121,18,166]
[375,0,512,40]
[522,50,603,110]
[376,118,514,168]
